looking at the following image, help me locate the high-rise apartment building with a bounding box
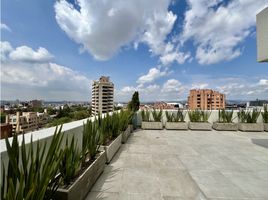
[188,89,225,110]
[92,76,114,115]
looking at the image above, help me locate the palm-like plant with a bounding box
[141,109,150,122]
[262,105,268,123]
[166,110,185,122]
[188,110,211,122]
[238,109,260,123]
[152,109,162,122]
[59,136,81,186]
[1,126,63,200]
[165,111,173,122]
[218,109,234,123]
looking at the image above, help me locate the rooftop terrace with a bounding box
[87,129,268,200]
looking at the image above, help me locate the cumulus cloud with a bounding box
[0,23,11,32]
[162,79,182,92]
[1,41,91,101]
[54,0,189,65]
[259,79,268,86]
[182,0,268,64]
[137,67,167,84]
[9,46,54,63]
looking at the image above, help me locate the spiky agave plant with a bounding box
[188,110,202,122]
[238,109,260,123]
[59,136,81,186]
[119,110,129,132]
[201,110,211,122]
[110,112,120,139]
[165,111,173,122]
[1,126,63,200]
[152,109,162,122]
[218,109,234,123]
[141,109,150,122]
[262,105,268,123]
[173,110,185,122]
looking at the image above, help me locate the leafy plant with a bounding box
[152,109,162,122]
[1,126,63,200]
[218,109,234,123]
[238,109,260,123]
[165,110,185,122]
[110,112,120,138]
[59,136,81,186]
[262,105,268,123]
[119,110,129,132]
[141,109,150,122]
[188,110,211,122]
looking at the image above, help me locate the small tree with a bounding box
[128,91,140,112]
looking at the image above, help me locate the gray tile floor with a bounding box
[86,130,268,200]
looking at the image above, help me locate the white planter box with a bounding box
[100,134,122,163]
[238,123,264,132]
[55,151,106,200]
[212,123,238,131]
[188,122,212,131]
[165,122,188,130]
[141,122,163,130]
[264,123,268,132]
[122,126,131,143]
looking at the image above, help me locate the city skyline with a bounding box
[1,0,268,102]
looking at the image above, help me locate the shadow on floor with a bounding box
[251,138,268,149]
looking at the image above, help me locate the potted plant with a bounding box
[55,120,106,200]
[237,109,263,132]
[262,105,268,131]
[212,109,238,131]
[141,109,163,130]
[1,126,63,200]
[120,110,132,143]
[188,110,212,130]
[99,113,122,163]
[165,110,188,130]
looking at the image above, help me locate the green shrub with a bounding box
[188,110,211,122]
[152,109,162,122]
[237,109,260,123]
[59,136,81,186]
[119,110,129,132]
[141,109,150,122]
[262,105,268,123]
[166,110,185,122]
[1,126,63,200]
[110,112,120,138]
[218,109,234,123]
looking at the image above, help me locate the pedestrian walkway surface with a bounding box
[86,129,268,200]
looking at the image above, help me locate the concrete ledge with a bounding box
[55,151,106,200]
[212,122,238,131]
[122,126,131,143]
[238,123,264,132]
[264,123,268,132]
[165,122,188,130]
[100,134,122,163]
[141,122,163,130]
[188,122,212,131]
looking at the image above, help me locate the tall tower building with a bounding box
[188,89,225,110]
[91,76,114,115]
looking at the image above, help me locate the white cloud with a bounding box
[160,50,190,66]
[0,23,11,32]
[162,79,182,92]
[1,41,91,101]
[259,79,268,86]
[0,41,13,61]
[182,0,268,64]
[137,67,167,84]
[9,46,54,63]
[191,83,209,89]
[54,0,188,65]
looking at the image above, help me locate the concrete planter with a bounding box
[141,121,163,130]
[165,122,188,130]
[188,122,212,131]
[238,123,264,132]
[55,151,106,200]
[212,122,238,131]
[122,126,131,143]
[264,123,268,132]
[100,134,122,163]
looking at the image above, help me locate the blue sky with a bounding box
[1,0,268,102]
